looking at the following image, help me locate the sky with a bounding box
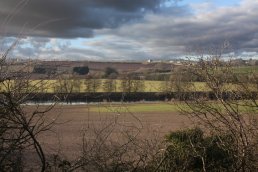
[1,0,257,61]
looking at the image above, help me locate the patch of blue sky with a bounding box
[70,36,105,50]
[42,38,70,51]
[178,0,240,7]
[69,38,90,49]
[20,41,33,49]
[162,0,240,15]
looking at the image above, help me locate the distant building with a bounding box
[169,60,182,65]
[147,59,153,63]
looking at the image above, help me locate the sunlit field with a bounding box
[0,79,231,93]
[1,79,257,93]
[88,102,182,113]
[88,101,258,113]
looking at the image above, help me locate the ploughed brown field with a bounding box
[38,60,171,72]
[24,104,191,161]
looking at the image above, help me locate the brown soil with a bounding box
[25,104,191,161]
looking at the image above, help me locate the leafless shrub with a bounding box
[0,41,59,171]
[173,52,258,171]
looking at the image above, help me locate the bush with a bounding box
[33,66,46,74]
[73,66,89,75]
[156,128,236,171]
[104,67,118,78]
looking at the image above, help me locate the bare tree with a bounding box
[0,42,58,171]
[72,77,82,93]
[84,76,101,93]
[54,75,74,94]
[120,74,145,93]
[102,79,116,93]
[174,54,258,171]
[161,69,190,94]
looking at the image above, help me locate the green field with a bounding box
[89,103,182,113]
[232,66,258,74]
[85,101,258,113]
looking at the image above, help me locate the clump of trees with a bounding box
[33,66,46,74]
[103,67,118,78]
[73,66,89,75]
[33,65,57,76]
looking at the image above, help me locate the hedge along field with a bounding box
[0,79,255,93]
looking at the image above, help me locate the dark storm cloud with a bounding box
[0,0,167,38]
[4,0,258,60]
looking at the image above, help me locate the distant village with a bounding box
[8,56,258,66]
[146,58,258,66]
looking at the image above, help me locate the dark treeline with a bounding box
[21,91,258,103]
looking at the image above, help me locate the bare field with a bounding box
[25,104,191,159]
[37,60,172,72]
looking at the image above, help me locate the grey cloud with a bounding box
[4,0,258,61]
[5,36,105,60]
[0,0,168,38]
[46,48,106,61]
[15,47,35,57]
[97,0,258,58]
